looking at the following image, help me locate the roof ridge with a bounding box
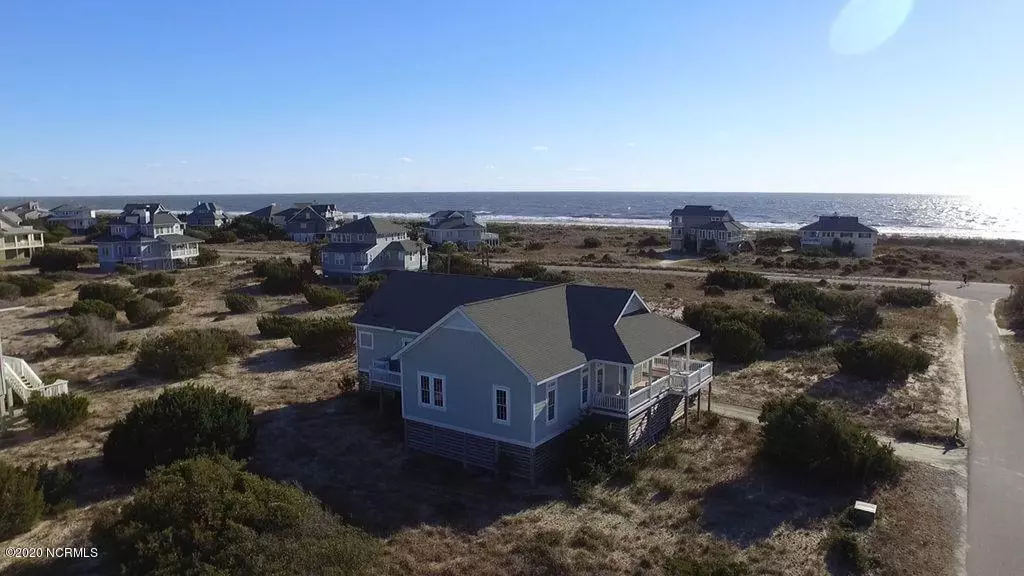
[461,282,563,309]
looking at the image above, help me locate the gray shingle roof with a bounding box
[693,220,748,232]
[463,284,699,381]
[246,204,282,219]
[426,218,485,230]
[799,215,878,233]
[383,239,427,253]
[329,216,408,235]
[123,203,164,213]
[192,202,223,213]
[352,272,549,333]
[157,234,204,245]
[151,212,181,225]
[671,205,730,217]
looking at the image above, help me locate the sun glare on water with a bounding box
[830,0,914,55]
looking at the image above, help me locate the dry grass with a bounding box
[995,298,1024,388]
[0,252,961,576]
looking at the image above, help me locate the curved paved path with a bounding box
[547,264,1022,575]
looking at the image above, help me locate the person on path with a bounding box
[962,273,969,286]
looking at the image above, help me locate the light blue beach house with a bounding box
[352,272,713,481]
[321,216,427,279]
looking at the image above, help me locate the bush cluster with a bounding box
[254,258,311,295]
[493,261,574,283]
[684,302,829,361]
[55,315,119,354]
[146,288,183,307]
[125,297,171,327]
[0,282,19,301]
[758,395,902,487]
[102,386,255,478]
[256,314,302,338]
[78,282,134,309]
[706,252,730,264]
[69,298,117,320]
[196,246,220,267]
[704,269,770,290]
[833,339,932,381]
[429,251,492,276]
[205,229,238,244]
[355,275,382,302]
[0,461,45,540]
[304,284,346,308]
[289,317,355,357]
[91,457,380,576]
[878,287,936,307]
[638,234,668,248]
[524,241,545,251]
[580,236,602,249]
[29,247,91,272]
[223,215,290,241]
[563,416,630,499]
[769,281,877,328]
[224,292,259,313]
[115,263,138,275]
[128,272,176,289]
[761,308,830,350]
[0,274,55,297]
[134,328,253,379]
[25,393,90,432]
[711,321,765,363]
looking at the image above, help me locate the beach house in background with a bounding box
[284,204,342,243]
[1,210,45,261]
[186,202,228,228]
[47,204,97,232]
[245,204,288,227]
[670,205,753,254]
[799,214,878,257]
[352,272,713,481]
[422,210,499,248]
[93,203,204,271]
[2,201,48,221]
[321,216,427,279]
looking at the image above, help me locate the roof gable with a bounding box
[329,216,408,235]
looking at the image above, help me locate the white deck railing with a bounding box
[369,359,401,387]
[1,356,69,404]
[592,360,713,415]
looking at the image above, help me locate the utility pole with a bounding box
[0,305,26,434]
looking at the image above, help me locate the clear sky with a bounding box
[2,0,1021,197]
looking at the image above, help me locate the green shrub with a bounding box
[135,328,253,379]
[196,246,220,267]
[35,462,79,514]
[256,314,302,338]
[706,252,730,264]
[758,395,901,487]
[711,321,764,363]
[770,282,860,317]
[78,282,134,309]
[825,530,872,575]
[704,285,726,296]
[256,258,307,295]
[29,247,91,272]
[253,257,293,277]
[704,269,770,290]
[564,416,629,499]
[0,274,55,297]
[224,292,259,313]
[146,288,183,307]
[304,284,346,308]
[91,457,381,576]
[102,386,255,478]
[224,215,290,241]
[846,298,882,330]
[580,237,602,249]
[761,308,829,350]
[54,315,119,354]
[879,287,936,307]
[128,272,176,289]
[833,339,932,381]
[0,282,19,301]
[25,393,90,432]
[638,234,667,248]
[115,264,138,275]
[524,240,545,251]
[206,229,238,244]
[289,317,355,358]
[124,297,170,327]
[355,275,382,302]
[0,461,45,540]
[69,298,117,320]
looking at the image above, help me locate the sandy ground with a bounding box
[0,249,963,575]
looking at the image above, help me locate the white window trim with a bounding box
[358,331,374,350]
[546,381,558,424]
[580,366,590,408]
[493,385,510,425]
[417,371,447,411]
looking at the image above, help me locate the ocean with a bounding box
[3,192,1023,240]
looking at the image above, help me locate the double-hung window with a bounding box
[546,382,557,423]
[580,367,590,407]
[358,331,373,349]
[419,373,446,410]
[493,386,510,424]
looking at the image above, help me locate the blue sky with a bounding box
[2,0,1021,197]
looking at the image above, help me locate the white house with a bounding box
[1,211,45,261]
[423,210,499,248]
[47,204,97,232]
[798,215,878,258]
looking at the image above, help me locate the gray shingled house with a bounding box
[422,210,499,248]
[670,205,753,253]
[352,272,713,481]
[186,202,227,228]
[799,214,878,257]
[93,203,203,271]
[321,216,427,279]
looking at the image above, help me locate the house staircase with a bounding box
[1,356,68,415]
